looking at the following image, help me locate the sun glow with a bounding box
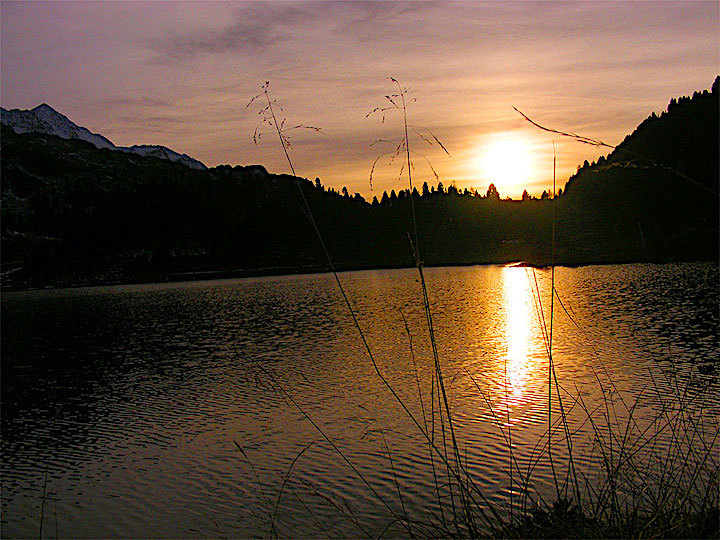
[475,133,535,195]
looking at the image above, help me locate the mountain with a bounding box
[1,104,115,149]
[1,79,717,289]
[0,104,207,170]
[119,144,205,169]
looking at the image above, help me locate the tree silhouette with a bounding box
[3,76,716,288]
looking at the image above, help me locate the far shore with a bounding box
[2,256,716,293]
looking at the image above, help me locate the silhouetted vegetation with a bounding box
[558,78,719,263]
[1,78,718,289]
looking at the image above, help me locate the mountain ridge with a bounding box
[0,104,207,171]
[1,78,717,289]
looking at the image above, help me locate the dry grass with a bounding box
[243,81,719,538]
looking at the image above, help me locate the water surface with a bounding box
[2,263,718,537]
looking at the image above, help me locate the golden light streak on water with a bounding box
[502,266,539,409]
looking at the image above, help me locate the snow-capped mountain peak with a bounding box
[2,104,116,149]
[1,104,207,170]
[119,145,206,170]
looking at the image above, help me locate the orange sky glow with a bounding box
[2,1,718,199]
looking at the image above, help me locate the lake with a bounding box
[2,263,718,537]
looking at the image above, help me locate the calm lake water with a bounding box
[2,263,718,537]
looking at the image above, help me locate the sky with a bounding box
[1,1,718,199]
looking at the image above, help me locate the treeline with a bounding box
[1,78,717,288]
[319,178,557,206]
[557,77,719,263]
[0,127,553,286]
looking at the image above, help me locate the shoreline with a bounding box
[2,256,716,293]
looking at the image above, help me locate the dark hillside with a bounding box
[1,78,717,288]
[0,126,377,284]
[557,77,718,263]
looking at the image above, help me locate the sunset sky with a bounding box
[2,1,717,198]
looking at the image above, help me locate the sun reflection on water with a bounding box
[502,266,540,409]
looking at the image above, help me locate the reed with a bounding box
[243,81,719,538]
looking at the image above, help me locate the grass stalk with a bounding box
[269,442,314,537]
[549,144,557,505]
[38,468,48,540]
[241,81,718,539]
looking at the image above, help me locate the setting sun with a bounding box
[476,133,535,195]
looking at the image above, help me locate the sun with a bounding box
[475,133,534,195]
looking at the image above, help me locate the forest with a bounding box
[1,78,718,289]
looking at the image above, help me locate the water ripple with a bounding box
[2,263,717,537]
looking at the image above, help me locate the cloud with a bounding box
[145,1,436,65]
[146,3,320,63]
[149,24,277,63]
[103,97,175,108]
